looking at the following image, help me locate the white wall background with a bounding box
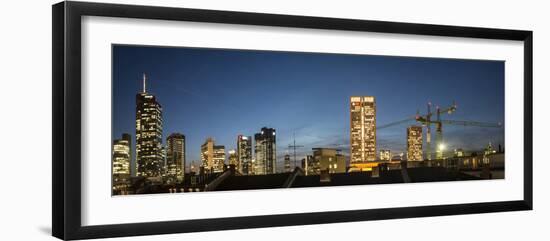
[0,0,547,240]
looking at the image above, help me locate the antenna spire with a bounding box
[142,73,147,93]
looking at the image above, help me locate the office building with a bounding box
[350,96,376,163]
[166,133,185,182]
[136,73,164,178]
[254,127,276,175]
[407,125,423,161]
[112,133,131,186]
[301,155,317,176]
[237,135,252,175]
[314,148,346,174]
[201,137,226,173]
[284,154,291,173]
[228,149,238,167]
[379,149,391,161]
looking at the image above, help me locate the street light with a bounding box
[438,143,446,160]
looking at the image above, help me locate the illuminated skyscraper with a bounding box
[407,125,423,161]
[136,73,164,178]
[228,149,238,167]
[350,96,376,163]
[166,133,185,182]
[284,154,291,173]
[201,137,225,173]
[237,135,252,175]
[112,133,131,186]
[254,127,276,175]
[379,149,391,161]
[213,146,226,172]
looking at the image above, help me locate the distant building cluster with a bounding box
[112,75,285,193]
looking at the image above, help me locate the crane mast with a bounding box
[416,101,456,160]
[288,133,304,170]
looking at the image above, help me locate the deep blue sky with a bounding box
[113,45,504,172]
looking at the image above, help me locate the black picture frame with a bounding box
[52,1,533,240]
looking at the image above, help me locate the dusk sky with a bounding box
[112,45,504,172]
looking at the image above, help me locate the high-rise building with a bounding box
[136,73,164,178]
[254,127,276,175]
[284,154,291,173]
[201,137,225,173]
[407,126,423,161]
[213,145,226,172]
[237,135,252,175]
[112,133,131,186]
[301,155,317,176]
[350,96,377,163]
[160,146,167,176]
[228,149,238,167]
[250,158,256,175]
[166,133,185,182]
[314,148,346,174]
[379,149,391,161]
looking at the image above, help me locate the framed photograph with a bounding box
[52,1,533,240]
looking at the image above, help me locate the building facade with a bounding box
[136,73,164,178]
[314,148,346,174]
[454,148,465,157]
[379,149,391,161]
[350,96,377,163]
[166,133,185,182]
[228,149,238,167]
[407,125,423,161]
[201,137,226,173]
[237,135,252,175]
[112,133,131,187]
[254,127,276,175]
[284,154,291,173]
[301,155,317,176]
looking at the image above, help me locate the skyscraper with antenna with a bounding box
[135,73,164,179]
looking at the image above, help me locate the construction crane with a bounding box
[416,101,457,160]
[377,101,457,160]
[378,101,502,160]
[377,101,456,130]
[288,133,304,169]
[439,119,502,128]
[376,116,416,129]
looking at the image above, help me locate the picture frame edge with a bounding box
[52,1,534,240]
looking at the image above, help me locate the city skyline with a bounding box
[113,45,505,174]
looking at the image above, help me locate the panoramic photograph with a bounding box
[111,45,505,196]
